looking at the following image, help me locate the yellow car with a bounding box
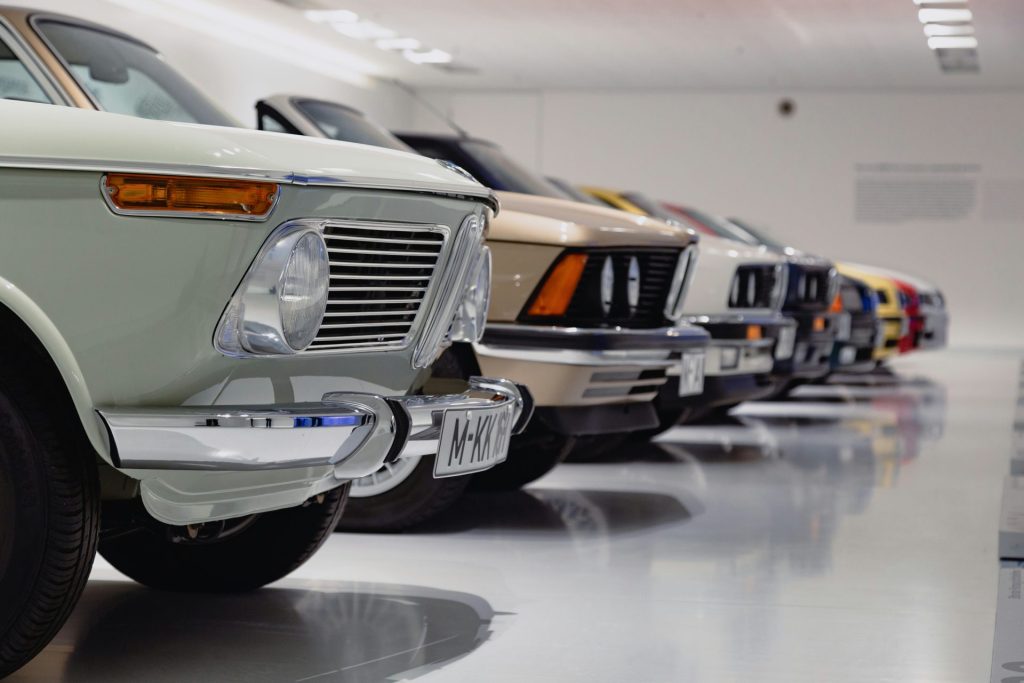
[834,264,906,362]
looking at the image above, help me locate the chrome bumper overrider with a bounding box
[97,377,529,477]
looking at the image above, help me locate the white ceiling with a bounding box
[279,0,1024,90]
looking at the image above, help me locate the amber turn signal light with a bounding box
[746,325,763,341]
[527,253,588,317]
[813,316,827,332]
[103,174,278,219]
[829,293,843,313]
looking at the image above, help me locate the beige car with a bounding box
[256,96,711,509]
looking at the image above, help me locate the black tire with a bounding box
[98,484,349,593]
[0,382,100,679]
[338,456,471,532]
[469,424,575,492]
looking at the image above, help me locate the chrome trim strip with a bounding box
[98,174,281,222]
[97,394,398,472]
[474,344,678,368]
[664,243,699,322]
[0,155,500,211]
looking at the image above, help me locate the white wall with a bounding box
[413,89,1024,349]
[17,0,415,129]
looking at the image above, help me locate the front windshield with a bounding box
[458,141,570,199]
[622,192,691,226]
[726,218,790,252]
[37,20,235,126]
[295,99,414,152]
[547,177,606,206]
[680,206,764,247]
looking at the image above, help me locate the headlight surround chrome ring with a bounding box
[215,225,329,355]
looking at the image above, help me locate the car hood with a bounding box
[492,192,695,248]
[845,262,939,295]
[0,101,495,208]
[699,233,784,264]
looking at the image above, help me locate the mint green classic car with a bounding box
[0,98,529,677]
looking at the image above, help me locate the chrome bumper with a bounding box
[475,323,711,366]
[330,377,531,460]
[97,377,529,478]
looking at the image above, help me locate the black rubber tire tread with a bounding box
[98,484,349,593]
[0,372,100,679]
[469,424,575,492]
[337,456,471,532]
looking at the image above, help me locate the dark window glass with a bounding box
[725,218,791,252]
[295,99,413,152]
[457,140,569,198]
[0,36,51,103]
[676,207,761,245]
[37,20,233,126]
[622,192,692,227]
[547,177,606,206]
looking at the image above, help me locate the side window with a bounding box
[259,113,288,133]
[0,35,52,103]
[256,106,299,135]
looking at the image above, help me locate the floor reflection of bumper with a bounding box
[474,323,710,406]
[98,377,530,476]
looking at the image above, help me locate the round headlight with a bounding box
[600,256,615,315]
[279,231,329,351]
[627,256,641,313]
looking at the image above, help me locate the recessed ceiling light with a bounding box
[918,8,973,23]
[376,37,422,51]
[303,9,358,24]
[927,35,979,49]
[331,21,396,40]
[403,48,453,64]
[923,23,975,36]
[913,0,970,4]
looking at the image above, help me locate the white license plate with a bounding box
[775,326,796,360]
[678,352,705,397]
[838,345,857,365]
[434,405,515,478]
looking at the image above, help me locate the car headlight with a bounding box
[600,256,615,315]
[215,226,329,356]
[279,232,330,350]
[449,246,491,343]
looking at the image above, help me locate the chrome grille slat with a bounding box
[328,286,427,293]
[314,333,410,342]
[327,247,441,257]
[323,310,417,318]
[329,261,438,269]
[329,273,429,281]
[319,321,414,329]
[324,234,443,245]
[308,220,448,351]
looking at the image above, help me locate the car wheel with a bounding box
[98,484,349,593]
[0,385,100,678]
[337,456,471,532]
[469,423,575,492]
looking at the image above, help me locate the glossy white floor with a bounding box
[13,350,1016,682]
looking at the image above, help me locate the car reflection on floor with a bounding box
[10,581,494,683]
